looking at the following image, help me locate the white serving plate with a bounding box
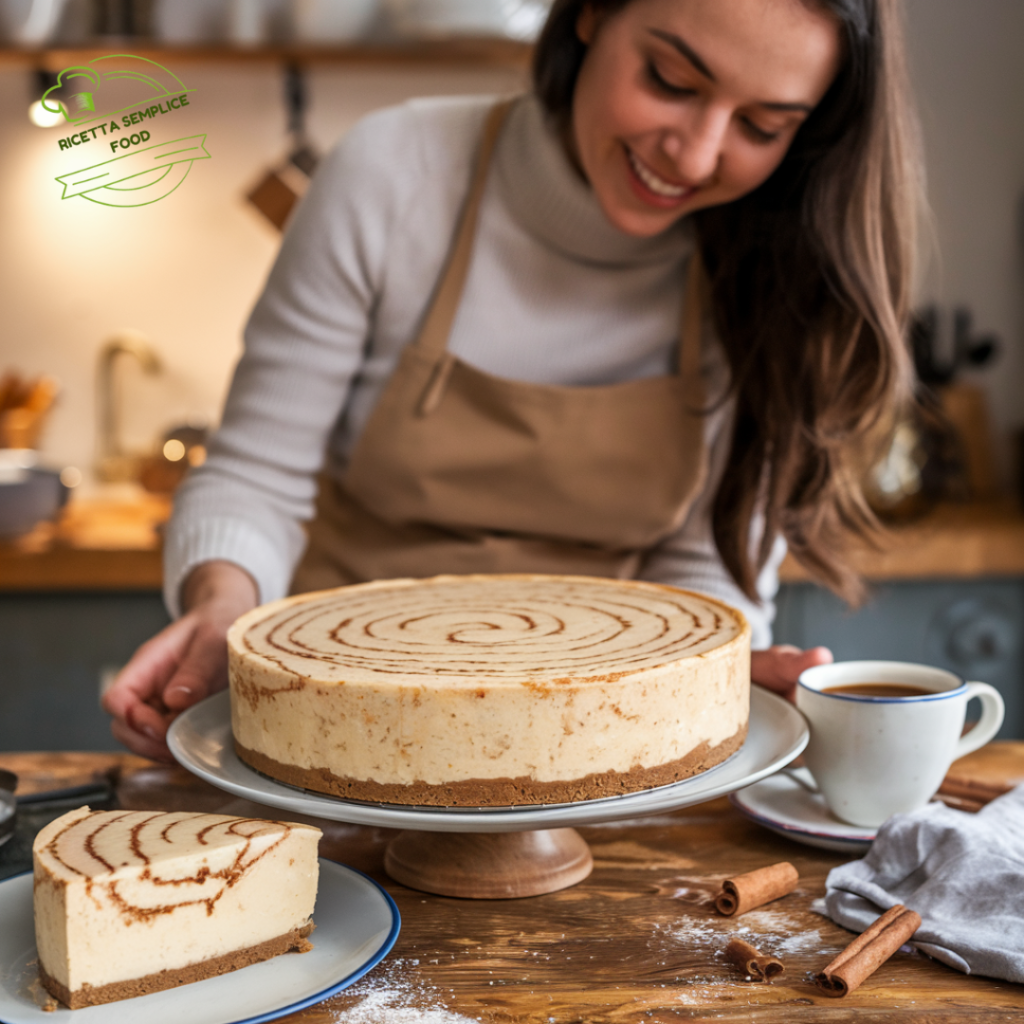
[168,687,808,832]
[730,767,875,854]
[0,859,399,1024]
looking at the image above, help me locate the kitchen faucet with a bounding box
[95,330,162,483]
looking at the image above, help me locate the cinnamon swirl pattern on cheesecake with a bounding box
[229,575,751,806]
[33,808,320,1008]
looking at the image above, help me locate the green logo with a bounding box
[55,135,211,207]
[46,54,210,209]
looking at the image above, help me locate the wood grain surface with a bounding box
[0,39,535,71]
[3,745,1023,1022]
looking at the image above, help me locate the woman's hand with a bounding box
[751,644,833,702]
[101,561,258,762]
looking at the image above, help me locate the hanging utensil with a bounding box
[246,63,320,231]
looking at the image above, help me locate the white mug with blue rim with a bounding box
[796,661,1005,828]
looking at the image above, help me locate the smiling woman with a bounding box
[102,0,922,764]
[538,0,920,602]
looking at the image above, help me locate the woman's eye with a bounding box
[645,60,694,98]
[741,118,781,144]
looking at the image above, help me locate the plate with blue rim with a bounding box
[0,858,399,1024]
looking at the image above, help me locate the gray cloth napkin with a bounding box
[816,784,1024,982]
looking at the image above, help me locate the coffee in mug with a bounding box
[796,661,1005,828]
[821,683,932,698]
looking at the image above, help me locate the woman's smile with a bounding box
[624,146,696,206]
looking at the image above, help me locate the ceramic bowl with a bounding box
[0,465,69,539]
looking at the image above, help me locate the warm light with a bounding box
[60,466,83,488]
[29,99,63,128]
[163,439,187,462]
[187,445,207,467]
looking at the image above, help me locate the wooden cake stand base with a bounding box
[384,827,593,899]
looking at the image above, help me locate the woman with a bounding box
[105,0,919,761]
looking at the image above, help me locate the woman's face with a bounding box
[571,0,842,237]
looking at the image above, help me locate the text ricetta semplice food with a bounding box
[57,96,191,153]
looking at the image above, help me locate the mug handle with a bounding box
[953,682,1006,759]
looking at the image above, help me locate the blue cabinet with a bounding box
[774,579,1024,739]
[0,593,170,752]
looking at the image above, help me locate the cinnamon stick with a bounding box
[714,862,799,916]
[815,904,921,997]
[937,775,1013,805]
[934,792,985,814]
[724,937,785,982]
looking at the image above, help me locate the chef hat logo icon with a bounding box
[48,54,210,209]
[70,91,96,113]
[42,54,191,126]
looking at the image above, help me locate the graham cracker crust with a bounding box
[236,724,747,807]
[40,922,314,1009]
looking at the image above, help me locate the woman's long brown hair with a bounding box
[534,0,921,603]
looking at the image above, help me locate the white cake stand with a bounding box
[169,688,807,899]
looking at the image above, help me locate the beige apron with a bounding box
[291,100,710,594]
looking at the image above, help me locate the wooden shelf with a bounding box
[0,38,533,71]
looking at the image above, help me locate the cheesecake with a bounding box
[229,574,750,806]
[33,807,321,1008]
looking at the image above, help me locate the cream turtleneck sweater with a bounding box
[166,93,784,646]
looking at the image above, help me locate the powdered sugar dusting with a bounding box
[673,984,754,1006]
[646,907,843,1012]
[327,958,482,1024]
[657,905,843,965]
[728,908,841,957]
[658,918,729,952]
[329,991,480,1024]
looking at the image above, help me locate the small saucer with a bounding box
[730,768,875,854]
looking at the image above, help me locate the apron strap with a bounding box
[416,98,515,359]
[678,250,708,387]
[416,94,709,400]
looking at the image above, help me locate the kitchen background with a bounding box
[2,0,1024,750]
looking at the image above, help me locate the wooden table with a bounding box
[3,747,1023,1022]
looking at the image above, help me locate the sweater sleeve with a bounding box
[163,108,417,617]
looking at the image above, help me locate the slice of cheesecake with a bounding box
[33,807,321,1009]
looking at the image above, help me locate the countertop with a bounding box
[779,498,1024,584]
[3,494,1024,592]
[2,745,1023,1021]
[0,491,168,591]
